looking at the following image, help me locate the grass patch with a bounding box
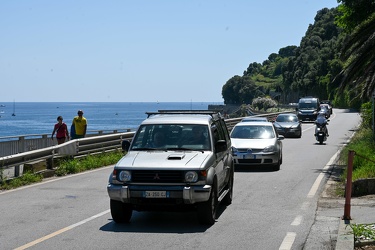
[0,172,43,190]
[350,223,375,243]
[55,151,124,176]
[339,128,375,182]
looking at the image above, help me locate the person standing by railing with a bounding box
[51,116,70,144]
[71,110,87,139]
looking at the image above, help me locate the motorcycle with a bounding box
[315,119,329,144]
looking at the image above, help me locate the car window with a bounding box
[231,125,275,139]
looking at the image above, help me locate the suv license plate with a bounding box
[144,191,167,198]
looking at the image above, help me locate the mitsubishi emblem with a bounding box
[153,173,160,180]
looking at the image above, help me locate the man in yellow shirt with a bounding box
[71,110,87,139]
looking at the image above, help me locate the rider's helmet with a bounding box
[318,110,326,117]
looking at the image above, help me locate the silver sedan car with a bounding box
[230,121,284,171]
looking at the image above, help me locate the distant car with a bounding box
[319,104,331,118]
[320,100,333,107]
[320,103,332,116]
[273,113,302,138]
[241,117,268,122]
[230,121,284,171]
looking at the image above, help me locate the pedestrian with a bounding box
[51,116,69,144]
[71,110,87,139]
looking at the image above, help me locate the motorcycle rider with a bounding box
[315,110,329,137]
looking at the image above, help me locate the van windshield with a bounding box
[299,102,317,109]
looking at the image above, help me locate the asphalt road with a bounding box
[0,109,361,250]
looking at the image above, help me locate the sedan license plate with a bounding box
[144,191,167,198]
[243,154,256,159]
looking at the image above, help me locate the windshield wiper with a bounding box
[131,147,157,151]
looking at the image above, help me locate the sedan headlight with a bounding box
[185,171,198,182]
[263,145,276,152]
[118,170,132,182]
[231,146,238,154]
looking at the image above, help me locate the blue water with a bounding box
[0,102,221,138]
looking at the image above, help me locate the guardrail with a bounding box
[0,132,135,179]
[0,128,134,157]
[0,111,292,179]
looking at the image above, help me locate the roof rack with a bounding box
[146,110,221,118]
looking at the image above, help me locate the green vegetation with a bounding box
[0,172,43,190]
[0,151,124,190]
[350,223,375,243]
[339,102,375,182]
[221,1,375,110]
[339,127,375,181]
[55,150,123,176]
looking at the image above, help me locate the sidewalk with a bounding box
[304,163,375,250]
[335,195,375,249]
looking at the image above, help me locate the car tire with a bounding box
[110,199,132,223]
[273,153,282,171]
[197,181,218,225]
[273,161,281,171]
[298,131,302,138]
[222,169,234,206]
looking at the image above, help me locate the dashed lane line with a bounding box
[14,210,110,250]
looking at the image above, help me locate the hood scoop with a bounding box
[168,153,186,160]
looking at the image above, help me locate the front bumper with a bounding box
[276,128,300,137]
[232,152,279,165]
[298,113,317,121]
[107,184,212,205]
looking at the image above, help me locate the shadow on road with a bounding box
[100,203,230,233]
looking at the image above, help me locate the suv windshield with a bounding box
[131,124,211,151]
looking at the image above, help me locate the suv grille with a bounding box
[132,170,184,183]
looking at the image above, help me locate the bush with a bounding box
[340,128,375,181]
[252,97,277,111]
[360,102,373,129]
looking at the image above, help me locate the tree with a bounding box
[334,12,375,103]
[222,75,262,104]
[336,0,375,32]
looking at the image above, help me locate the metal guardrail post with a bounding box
[42,134,48,148]
[343,150,355,220]
[19,136,25,153]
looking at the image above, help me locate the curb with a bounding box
[335,219,354,250]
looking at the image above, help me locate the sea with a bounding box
[0,102,222,138]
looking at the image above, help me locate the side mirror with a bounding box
[122,140,131,151]
[278,135,284,140]
[215,140,227,153]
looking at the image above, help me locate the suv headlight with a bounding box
[185,171,198,182]
[118,170,132,182]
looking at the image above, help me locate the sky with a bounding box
[0,0,339,103]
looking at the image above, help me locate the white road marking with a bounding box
[14,210,110,250]
[0,165,113,195]
[291,215,303,226]
[307,151,338,198]
[301,201,310,211]
[279,232,296,250]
